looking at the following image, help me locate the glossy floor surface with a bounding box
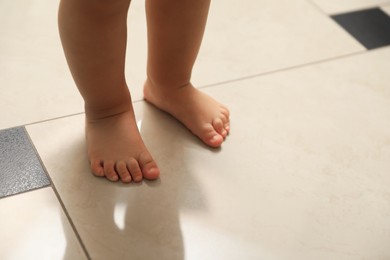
[1,0,390,259]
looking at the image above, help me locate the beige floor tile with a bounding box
[1,0,363,129]
[0,0,84,129]
[311,0,389,14]
[381,5,390,15]
[26,47,390,259]
[194,0,364,86]
[0,188,87,260]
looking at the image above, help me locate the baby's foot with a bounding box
[143,80,230,147]
[86,107,160,183]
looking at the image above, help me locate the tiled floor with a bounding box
[1,0,390,259]
[332,8,390,49]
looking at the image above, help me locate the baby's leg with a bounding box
[144,0,230,148]
[58,0,159,183]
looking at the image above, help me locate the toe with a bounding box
[202,125,224,147]
[103,160,119,182]
[219,113,230,134]
[220,106,230,118]
[224,123,230,133]
[115,160,132,183]
[139,152,160,180]
[212,118,227,137]
[208,133,224,147]
[126,158,143,182]
[90,159,104,177]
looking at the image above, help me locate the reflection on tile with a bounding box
[0,187,87,260]
[332,8,390,49]
[26,111,202,260]
[0,127,50,198]
[0,0,364,129]
[27,47,390,259]
[312,0,389,14]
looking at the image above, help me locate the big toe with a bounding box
[201,126,224,148]
[208,134,224,147]
[139,152,160,180]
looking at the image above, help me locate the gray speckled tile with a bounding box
[0,127,50,198]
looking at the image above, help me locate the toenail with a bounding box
[146,168,160,178]
[211,135,220,141]
[110,175,119,181]
[134,176,142,182]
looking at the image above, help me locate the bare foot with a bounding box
[143,79,230,147]
[86,107,160,183]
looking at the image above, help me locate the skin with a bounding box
[58,0,230,183]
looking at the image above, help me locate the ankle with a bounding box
[145,76,191,92]
[84,98,133,121]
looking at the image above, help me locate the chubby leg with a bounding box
[58,0,159,183]
[143,0,230,147]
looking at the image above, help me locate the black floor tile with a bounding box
[0,127,50,198]
[332,8,390,50]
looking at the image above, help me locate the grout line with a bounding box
[0,185,51,201]
[50,183,92,260]
[23,112,85,128]
[23,127,92,260]
[197,48,373,90]
[306,0,331,16]
[325,5,388,16]
[12,102,145,129]
[330,7,381,16]
[307,0,388,15]
[11,45,388,126]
